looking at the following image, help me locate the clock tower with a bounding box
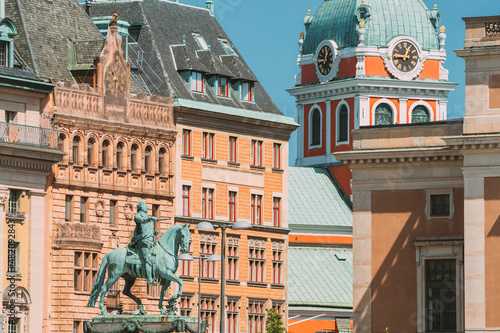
[288,0,457,197]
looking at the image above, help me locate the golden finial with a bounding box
[361,0,365,3]
[359,20,366,27]
[307,9,311,14]
[440,25,445,32]
[434,4,437,8]
[300,32,305,38]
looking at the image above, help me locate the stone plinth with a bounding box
[84,315,206,333]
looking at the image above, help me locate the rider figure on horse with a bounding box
[128,201,159,285]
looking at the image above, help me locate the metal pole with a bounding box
[198,257,202,333]
[220,226,226,333]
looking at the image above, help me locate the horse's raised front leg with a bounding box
[99,274,120,316]
[123,277,145,315]
[158,279,171,315]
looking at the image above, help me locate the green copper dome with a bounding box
[303,0,440,55]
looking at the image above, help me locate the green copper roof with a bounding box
[289,247,353,308]
[303,0,440,54]
[289,167,352,228]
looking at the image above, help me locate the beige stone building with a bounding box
[336,15,500,333]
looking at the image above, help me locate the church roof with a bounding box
[91,0,282,115]
[303,0,440,55]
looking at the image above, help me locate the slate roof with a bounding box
[6,0,104,81]
[289,247,353,308]
[289,167,352,227]
[303,0,440,55]
[91,0,282,115]
[0,51,39,81]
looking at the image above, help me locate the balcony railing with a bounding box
[0,122,59,149]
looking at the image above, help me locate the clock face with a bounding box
[317,45,334,76]
[392,41,418,73]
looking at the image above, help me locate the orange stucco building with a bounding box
[336,15,500,333]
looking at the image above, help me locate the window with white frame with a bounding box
[193,33,209,51]
[248,238,265,283]
[182,129,192,156]
[227,297,240,333]
[227,236,239,281]
[200,234,217,279]
[310,108,321,147]
[273,143,281,169]
[337,104,349,144]
[250,194,262,225]
[273,197,281,227]
[229,136,238,163]
[251,140,263,167]
[182,185,191,217]
[272,241,284,285]
[202,187,214,220]
[202,132,215,159]
[0,41,8,67]
[228,191,237,222]
[375,103,394,125]
[412,105,430,123]
[179,293,194,317]
[240,81,253,101]
[218,76,229,97]
[220,39,237,56]
[248,299,266,333]
[200,296,219,333]
[426,190,453,220]
[191,72,204,93]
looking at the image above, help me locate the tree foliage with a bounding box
[265,308,286,333]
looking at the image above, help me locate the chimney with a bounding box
[85,0,92,18]
[206,0,214,16]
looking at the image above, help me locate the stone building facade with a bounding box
[336,15,500,333]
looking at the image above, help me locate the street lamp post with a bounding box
[178,253,221,333]
[196,221,252,333]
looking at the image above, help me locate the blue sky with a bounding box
[88,0,500,165]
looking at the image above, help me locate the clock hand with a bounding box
[404,47,410,60]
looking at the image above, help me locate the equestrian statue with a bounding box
[87,200,190,316]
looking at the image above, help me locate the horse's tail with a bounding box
[87,253,109,308]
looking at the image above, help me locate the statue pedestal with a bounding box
[84,314,207,333]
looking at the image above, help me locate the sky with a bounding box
[88,0,500,165]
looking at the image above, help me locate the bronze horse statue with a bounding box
[87,224,191,315]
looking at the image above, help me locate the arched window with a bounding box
[412,105,430,123]
[59,134,66,152]
[59,134,68,163]
[311,108,321,146]
[145,146,153,173]
[87,138,95,166]
[102,140,110,168]
[338,104,349,143]
[116,142,124,170]
[158,147,166,174]
[375,103,393,125]
[72,137,80,165]
[131,144,138,171]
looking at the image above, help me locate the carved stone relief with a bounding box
[248,238,266,249]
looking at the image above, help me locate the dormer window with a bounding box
[0,41,7,67]
[217,77,229,97]
[191,72,204,93]
[0,19,18,68]
[220,39,236,56]
[240,81,253,102]
[193,33,209,51]
[128,24,142,43]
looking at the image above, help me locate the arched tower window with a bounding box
[310,108,321,146]
[145,146,153,173]
[72,137,80,165]
[412,105,430,123]
[375,103,393,125]
[338,104,349,143]
[87,138,95,166]
[116,142,124,170]
[102,140,110,168]
[158,147,166,174]
[131,144,138,171]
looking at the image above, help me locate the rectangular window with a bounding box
[7,242,20,273]
[425,259,457,332]
[431,194,450,217]
[229,136,237,163]
[249,240,265,283]
[8,189,21,214]
[147,282,162,298]
[5,111,16,123]
[180,233,193,277]
[179,294,194,317]
[191,72,204,93]
[200,236,217,279]
[80,197,88,223]
[202,132,215,159]
[200,296,218,333]
[0,41,8,67]
[9,318,20,333]
[182,129,192,156]
[229,191,237,222]
[241,81,253,101]
[272,243,283,285]
[218,77,229,97]
[272,301,284,316]
[227,238,239,281]
[251,194,262,225]
[182,186,190,217]
[110,200,117,227]
[220,39,236,56]
[202,188,214,220]
[73,321,83,333]
[65,195,74,222]
[251,140,263,166]
[193,33,209,51]
[273,197,281,227]
[227,298,240,333]
[152,204,160,233]
[74,252,98,292]
[248,300,266,333]
[273,143,281,169]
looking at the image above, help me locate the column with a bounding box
[399,98,408,124]
[296,104,304,166]
[326,100,331,156]
[463,175,485,333]
[352,188,372,333]
[29,192,46,333]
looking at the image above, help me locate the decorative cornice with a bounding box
[54,222,103,252]
[443,133,500,151]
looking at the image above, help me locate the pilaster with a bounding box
[326,100,331,156]
[438,99,448,121]
[358,96,370,127]
[296,104,304,166]
[399,98,408,124]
